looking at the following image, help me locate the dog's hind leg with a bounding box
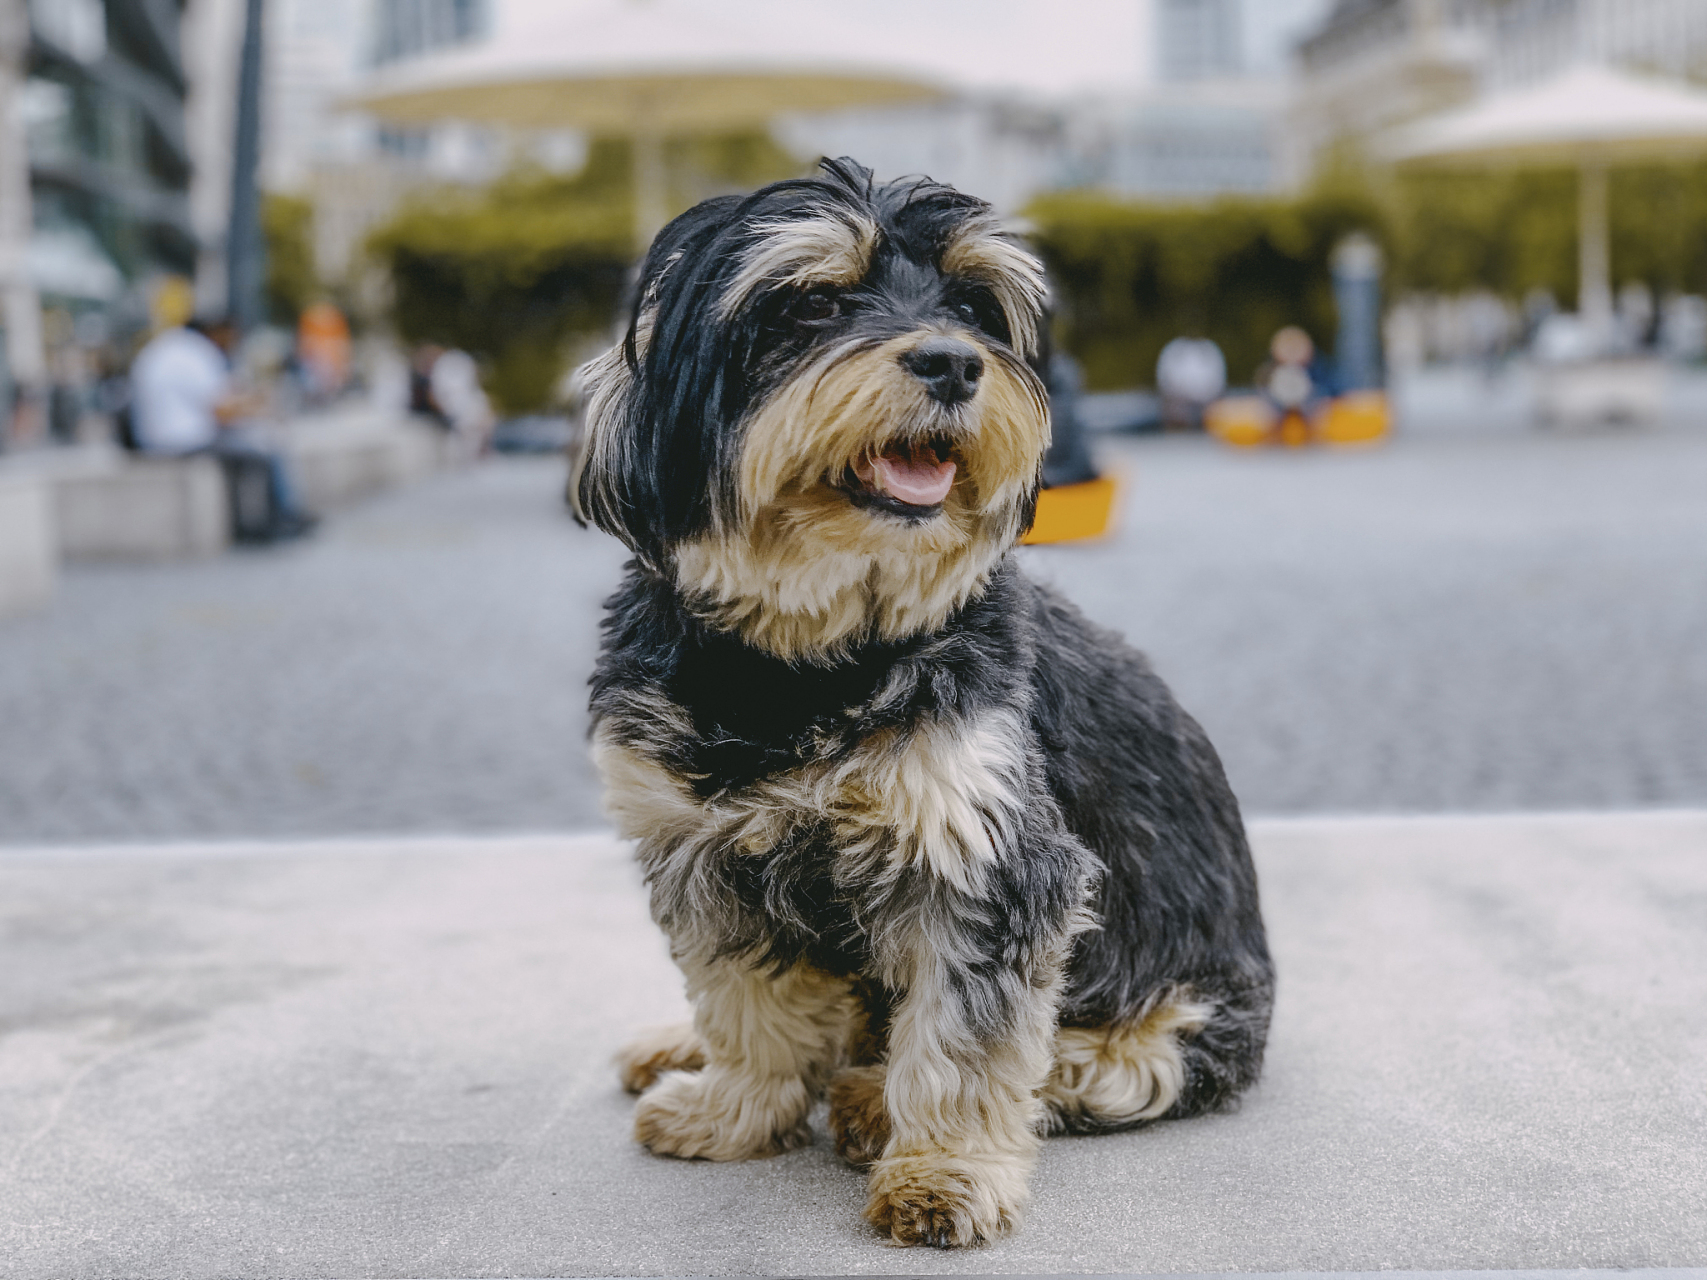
[1040,984,1271,1133]
[615,1024,707,1094]
[1039,994,1214,1133]
[632,953,856,1161]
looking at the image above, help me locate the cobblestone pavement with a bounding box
[2,423,1704,843]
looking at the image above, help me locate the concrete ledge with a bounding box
[1,810,1703,1276]
[51,453,229,560]
[0,412,449,567]
[280,409,446,515]
[0,472,56,617]
[0,444,230,562]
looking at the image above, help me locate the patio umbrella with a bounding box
[347,0,947,251]
[1388,64,1707,338]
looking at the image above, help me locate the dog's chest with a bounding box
[659,631,901,794]
[595,686,1030,904]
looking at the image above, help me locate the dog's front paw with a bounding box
[864,1151,1028,1248]
[615,1023,707,1094]
[633,1069,812,1161]
[828,1065,890,1168]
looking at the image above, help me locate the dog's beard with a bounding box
[672,330,1049,664]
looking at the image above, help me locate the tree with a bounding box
[262,193,318,326]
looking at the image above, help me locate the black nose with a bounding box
[900,338,983,404]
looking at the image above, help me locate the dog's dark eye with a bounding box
[793,290,840,324]
[949,291,1005,340]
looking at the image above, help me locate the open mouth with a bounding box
[841,435,958,520]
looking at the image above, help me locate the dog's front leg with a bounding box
[633,950,852,1161]
[863,882,1074,1247]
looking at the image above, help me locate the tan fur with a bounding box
[939,216,1047,357]
[632,955,857,1161]
[1040,994,1215,1131]
[615,1023,707,1094]
[565,339,632,532]
[720,212,880,318]
[597,709,1051,1236]
[594,706,1028,907]
[865,1149,1031,1247]
[673,329,1048,663]
[865,912,1069,1247]
[827,1064,890,1168]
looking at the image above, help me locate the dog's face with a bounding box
[572,158,1050,661]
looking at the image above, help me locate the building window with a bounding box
[1157,0,1242,82]
[21,78,75,164]
[373,0,488,65]
[28,0,106,64]
[95,92,147,176]
[376,125,431,162]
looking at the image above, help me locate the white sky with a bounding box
[480,0,1337,96]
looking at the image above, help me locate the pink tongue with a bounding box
[870,451,957,506]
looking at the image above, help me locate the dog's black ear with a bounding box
[573,162,891,560]
[570,195,750,562]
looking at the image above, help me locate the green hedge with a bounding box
[1390,161,1707,301]
[1029,158,1707,391]
[367,134,802,414]
[263,193,318,326]
[1026,189,1384,390]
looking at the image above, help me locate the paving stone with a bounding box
[1,426,1705,844]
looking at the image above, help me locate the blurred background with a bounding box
[0,0,1703,842]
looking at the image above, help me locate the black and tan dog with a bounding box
[571,158,1273,1248]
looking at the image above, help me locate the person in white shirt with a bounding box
[130,320,234,453]
[129,317,313,540]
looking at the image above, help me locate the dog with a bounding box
[570,157,1274,1249]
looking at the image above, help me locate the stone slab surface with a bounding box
[2,811,1704,1277]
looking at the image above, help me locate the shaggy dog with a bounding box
[571,158,1274,1248]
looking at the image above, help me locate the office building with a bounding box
[21,0,195,308]
[1288,0,1707,183]
[1157,0,1243,81]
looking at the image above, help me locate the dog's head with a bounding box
[571,157,1049,662]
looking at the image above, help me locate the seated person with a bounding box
[129,315,314,542]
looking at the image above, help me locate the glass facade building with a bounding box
[24,0,194,307]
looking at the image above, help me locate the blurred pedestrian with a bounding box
[408,344,449,427]
[1256,327,1330,447]
[296,302,351,404]
[428,347,494,457]
[130,315,315,542]
[1156,336,1227,430]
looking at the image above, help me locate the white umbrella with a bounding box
[347,1,948,250]
[1388,64,1707,337]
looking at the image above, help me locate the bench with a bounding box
[0,412,447,569]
